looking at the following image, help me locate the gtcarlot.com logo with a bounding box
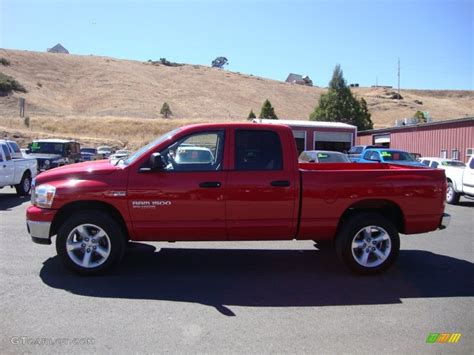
[426,333,462,344]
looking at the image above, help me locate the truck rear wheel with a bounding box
[15,172,31,196]
[336,213,400,275]
[56,211,126,275]
[446,181,460,205]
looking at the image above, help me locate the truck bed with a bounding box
[298,162,446,239]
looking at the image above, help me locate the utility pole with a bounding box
[397,58,400,103]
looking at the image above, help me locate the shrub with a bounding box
[0,58,10,66]
[160,102,172,118]
[0,72,27,93]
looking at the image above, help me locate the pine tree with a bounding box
[160,102,172,118]
[247,109,256,120]
[259,99,278,119]
[310,65,373,130]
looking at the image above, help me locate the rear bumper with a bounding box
[439,213,451,230]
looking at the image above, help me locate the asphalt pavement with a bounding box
[1,187,473,354]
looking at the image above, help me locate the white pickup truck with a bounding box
[0,140,38,196]
[420,156,474,204]
[446,156,474,204]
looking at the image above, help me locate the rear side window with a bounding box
[8,142,21,153]
[470,159,474,169]
[1,144,12,161]
[421,160,430,166]
[430,161,439,168]
[235,130,283,170]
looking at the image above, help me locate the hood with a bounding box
[28,153,63,160]
[35,160,119,184]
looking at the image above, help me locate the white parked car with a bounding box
[420,156,474,204]
[97,145,113,158]
[109,149,131,162]
[0,140,38,196]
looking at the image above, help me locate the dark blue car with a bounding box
[358,148,425,167]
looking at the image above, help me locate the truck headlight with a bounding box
[33,184,56,208]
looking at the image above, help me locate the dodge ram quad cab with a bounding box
[26,123,450,275]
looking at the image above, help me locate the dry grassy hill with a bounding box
[0,48,472,149]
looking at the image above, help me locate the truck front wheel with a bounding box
[56,211,126,275]
[336,213,400,275]
[446,181,460,205]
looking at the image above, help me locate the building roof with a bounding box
[286,73,304,83]
[47,43,69,54]
[33,139,77,143]
[252,119,357,130]
[358,117,474,136]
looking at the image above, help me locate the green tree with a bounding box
[259,99,278,119]
[310,64,373,130]
[414,110,427,123]
[160,102,172,118]
[247,109,256,120]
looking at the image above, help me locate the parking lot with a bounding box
[1,186,473,354]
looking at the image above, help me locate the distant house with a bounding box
[285,73,313,86]
[47,43,69,54]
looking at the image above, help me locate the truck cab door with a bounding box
[226,128,299,240]
[127,130,228,241]
[462,158,474,195]
[0,144,15,186]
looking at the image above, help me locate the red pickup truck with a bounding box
[26,123,450,275]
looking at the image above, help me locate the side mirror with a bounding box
[150,153,167,170]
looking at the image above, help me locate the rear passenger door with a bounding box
[226,129,299,240]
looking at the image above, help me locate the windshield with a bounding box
[29,142,65,155]
[123,128,181,166]
[317,152,350,163]
[380,150,415,162]
[81,148,96,153]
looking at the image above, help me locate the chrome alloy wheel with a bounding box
[66,224,111,268]
[351,226,391,268]
[23,176,31,193]
[446,184,454,201]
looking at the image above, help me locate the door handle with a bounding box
[271,180,290,187]
[199,181,222,188]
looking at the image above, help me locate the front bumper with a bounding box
[26,206,56,245]
[438,213,451,230]
[27,220,52,244]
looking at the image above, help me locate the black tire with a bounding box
[56,211,126,275]
[336,213,400,275]
[15,171,31,196]
[446,181,460,205]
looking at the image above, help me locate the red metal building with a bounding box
[357,117,474,162]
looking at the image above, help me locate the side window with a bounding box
[430,161,439,168]
[1,144,12,161]
[362,150,372,160]
[235,130,283,171]
[9,142,21,153]
[470,159,474,169]
[421,160,430,166]
[159,131,224,171]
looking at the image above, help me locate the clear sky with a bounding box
[1,0,473,89]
